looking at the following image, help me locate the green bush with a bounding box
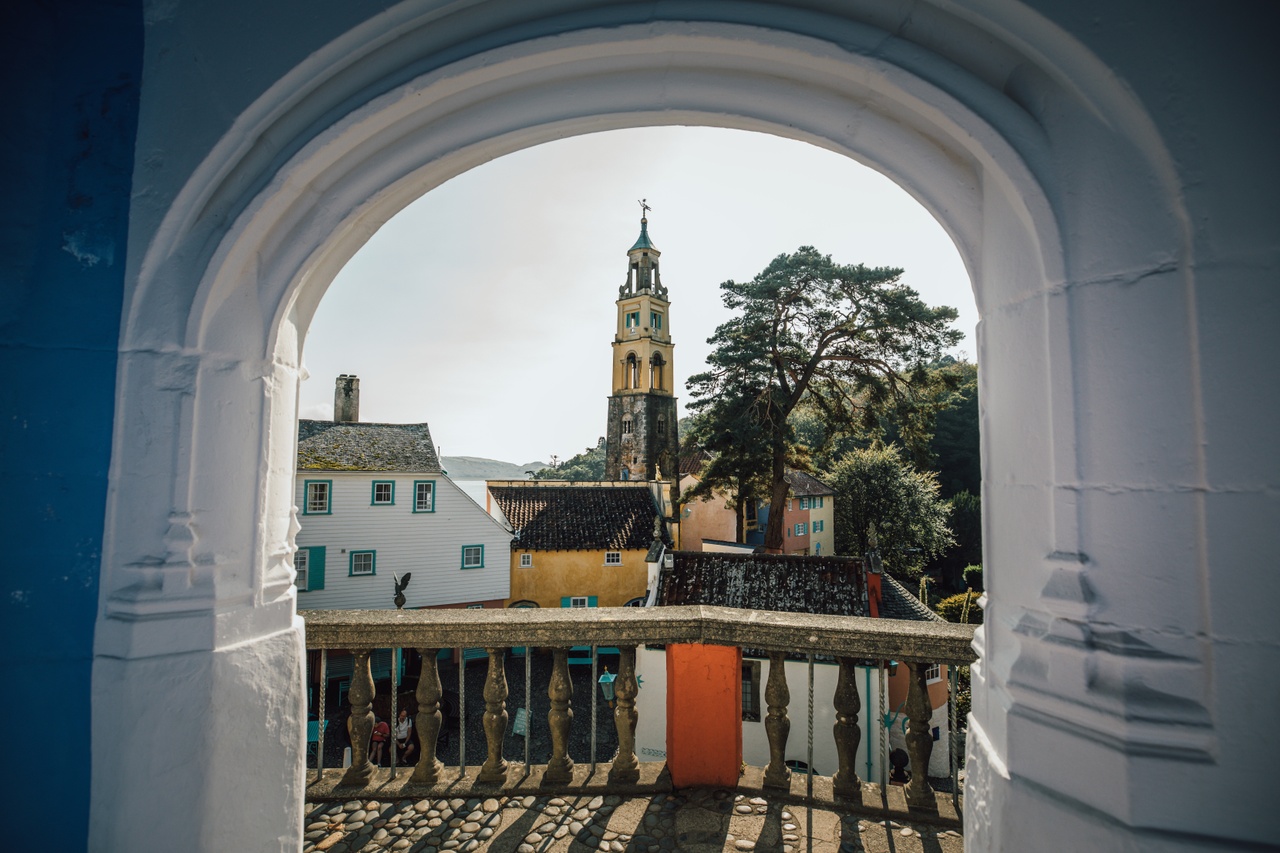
[962,564,983,592]
[934,590,982,625]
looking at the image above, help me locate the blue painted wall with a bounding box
[0,1,142,847]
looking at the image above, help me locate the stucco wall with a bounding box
[2,3,142,849]
[678,475,741,550]
[508,548,649,608]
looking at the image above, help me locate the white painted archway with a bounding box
[96,3,1258,851]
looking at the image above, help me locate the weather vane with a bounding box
[638,198,652,217]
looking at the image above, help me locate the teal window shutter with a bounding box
[588,596,598,607]
[309,546,326,590]
[561,596,571,607]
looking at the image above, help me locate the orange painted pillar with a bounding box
[665,643,742,787]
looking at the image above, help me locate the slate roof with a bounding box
[880,574,946,623]
[488,484,661,551]
[297,420,440,472]
[783,469,835,497]
[658,552,867,617]
[678,448,712,476]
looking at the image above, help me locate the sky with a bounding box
[299,126,977,466]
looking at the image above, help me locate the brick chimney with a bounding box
[334,375,359,423]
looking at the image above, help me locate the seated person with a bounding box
[395,708,416,764]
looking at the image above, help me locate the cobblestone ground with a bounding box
[303,790,964,853]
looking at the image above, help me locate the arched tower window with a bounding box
[622,416,632,435]
[625,353,639,389]
[650,352,665,390]
[657,415,666,437]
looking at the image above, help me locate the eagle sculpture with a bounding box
[393,572,412,610]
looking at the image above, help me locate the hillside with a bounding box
[440,455,546,480]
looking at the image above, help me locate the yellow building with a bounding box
[486,480,668,609]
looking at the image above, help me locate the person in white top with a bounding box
[395,708,416,764]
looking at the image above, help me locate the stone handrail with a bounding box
[303,604,976,810]
[303,604,978,664]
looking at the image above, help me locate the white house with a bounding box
[294,376,512,611]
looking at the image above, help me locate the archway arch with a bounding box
[96,4,1205,851]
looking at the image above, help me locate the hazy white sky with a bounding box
[300,126,976,465]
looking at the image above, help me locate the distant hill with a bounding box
[440,456,547,480]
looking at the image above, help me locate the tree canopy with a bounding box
[828,443,953,579]
[532,440,606,481]
[686,246,962,551]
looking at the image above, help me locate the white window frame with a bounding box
[294,548,309,591]
[304,480,331,514]
[350,550,375,576]
[569,596,590,608]
[371,480,394,505]
[519,553,532,568]
[795,522,807,536]
[926,663,942,684]
[799,497,809,509]
[604,551,622,566]
[413,480,435,513]
[461,544,484,569]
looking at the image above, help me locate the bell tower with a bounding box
[606,206,679,481]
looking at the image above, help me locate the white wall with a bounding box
[295,473,511,609]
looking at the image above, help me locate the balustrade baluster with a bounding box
[477,648,510,783]
[340,648,375,786]
[762,651,791,789]
[609,645,639,783]
[544,648,574,783]
[412,648,445,785]
[904,661,936,809]
[832,656,862,799]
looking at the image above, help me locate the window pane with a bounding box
[415,482,434,511]
[306,482,329,513]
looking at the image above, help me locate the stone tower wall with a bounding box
[606,393,679,481]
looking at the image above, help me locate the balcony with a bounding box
[303,605,976,852]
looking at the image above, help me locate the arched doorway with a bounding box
[93,4,1225,851]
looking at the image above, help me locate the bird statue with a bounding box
[393,572,412,610]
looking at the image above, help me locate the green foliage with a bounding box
[927,361,980,498]
[680,383,773,541]
[828,443,954,579]
[927,490,982,591]
[963,563,984,592]
[688,246,962,551]
[534,440,605,481]
[933,590,983,625]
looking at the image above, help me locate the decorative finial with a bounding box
[638,198,652,218]
[393,572,412,609]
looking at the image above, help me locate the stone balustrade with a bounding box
[303,605,977,811]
